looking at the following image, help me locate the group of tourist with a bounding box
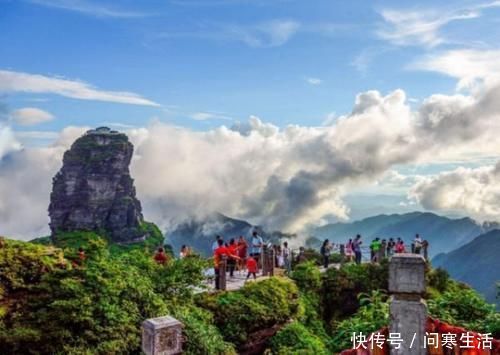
[341,233,429,264]
[270,242,292,271]
[336,234,364,264]
[212,232,261,289]
[152,231,429,289]
[210,232,296,289]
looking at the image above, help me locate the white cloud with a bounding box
[410,163,500,221]
[4,77,500,239]
[322,112,337,126]
[0,125,22,160]
[306,77,322,85]
[11,107,54,126]
[218,19,301,47]
[0,70,160,106]
[130,83,500,231]
[158,19,301,48]
[0,126,86,239]
[157,20,356,48]
[190,111,231,121]
[230,115,278,137]
[28,0,147,18]
[376,170,424,190]
[377,7,479,47]
[411,49,500,90]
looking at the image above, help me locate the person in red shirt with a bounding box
[395,240,405,253]
[246,256,258,280]
[227,238,240,277]
[213,239,229,290]
[154,247,168,265]
[78,247,86,260]
[237,236,248,272]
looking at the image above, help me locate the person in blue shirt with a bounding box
[250,231,263,267]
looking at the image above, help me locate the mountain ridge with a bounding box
[312,211,497,257]
[166,212,296,256]
[432,229,500,306]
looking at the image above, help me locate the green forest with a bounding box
[1,224,499,354]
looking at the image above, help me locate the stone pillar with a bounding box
[262,246,268,276]
[219,255,227,290]
[262,244,268,272]
[268,247,275,276]
[142,316,183,355]
[262,246,275,276]
[389,254,427,355]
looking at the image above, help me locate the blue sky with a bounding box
[2,0,500,238]
[2,0,487,132]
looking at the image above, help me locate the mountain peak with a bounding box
[48,128,144,243]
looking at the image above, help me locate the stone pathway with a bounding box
[195,263,341,293]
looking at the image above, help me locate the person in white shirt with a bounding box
[414,234,423,255]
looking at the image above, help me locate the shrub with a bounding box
[0,235,215,354]
[291,262,329,342]
[428,287,499,336]
[174,306,236,355]
[13,242,168,354]
[322,261,388,323]
[427,267,450,293]
[269,322,328,355]
[195,277,300,346]
[291,261,321,291]
[330,290,389,353]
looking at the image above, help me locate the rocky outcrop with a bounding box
[48,127,144,243]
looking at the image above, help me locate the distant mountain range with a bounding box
[312,212,499,257]
[165,213,295,257]
[433,229,500,306]
[167,211,498,258]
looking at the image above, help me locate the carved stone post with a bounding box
[262,245,268,276]
[262,244,268,273]
[268,247,275,277]
[219,254,227,290]
[142,316,183,355]
[389,254,427,355]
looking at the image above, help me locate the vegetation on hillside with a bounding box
[196,277,299,347]
[0,232,229,354]
[1,231,498,354]
[270,260,499,354]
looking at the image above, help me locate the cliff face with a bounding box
[48,127,144,243]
